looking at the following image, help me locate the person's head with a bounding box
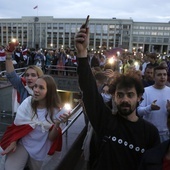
[94,71,108,93]
[109,73,144,117]
[32,75,61,120]
[24,65,44,88]
[148,53,157,64]
[128,70,143,80]
[153,65,167,88]
[101,84,112,103]
[144,65,154,81]
[159,61,168,68]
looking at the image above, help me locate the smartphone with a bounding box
[83,15,90,28]
[7,40,19,52]
[55,104,72,121]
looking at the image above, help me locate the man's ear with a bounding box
[138,95,143,103]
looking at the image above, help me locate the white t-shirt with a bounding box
[20,108,52,161]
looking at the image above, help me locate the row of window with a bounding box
[133,31,170,36]
[133,37,169,43]
[133,26,170,30]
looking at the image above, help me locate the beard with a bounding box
[117,102,136,116]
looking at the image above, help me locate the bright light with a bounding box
[64,103,72,111]
[108,57,114,64]
[117,51,120,56]
[134,61,139,66]
[12,38,16,42]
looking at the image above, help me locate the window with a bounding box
[145,37,150,42]
[164,32,170,36]
[139,31,144,35]
[152,26,157,30]
[145,26,151,30]
[151,37,156,43]
[158,32,163,35]
[102,25,108,33]
[96,24,101,33]
[164,38,169,43]
[133,26,138,29]
[65,24,70,32]
[158,27,163,30]
[133,31,138,34]
[165,27,170,30]
[157,38,163,43]
[139,37,144,42]
[132,37,138,42]
[151,32,157,35]
[139,26,145,29]
[145,32,150,35]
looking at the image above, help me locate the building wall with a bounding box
[0,16,170,54]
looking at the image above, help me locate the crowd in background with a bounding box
[1,44,170,79]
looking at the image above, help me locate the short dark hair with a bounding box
[145,65,154,70]
[154,65,167,75]
[94,72,107,84]
[109,73,144,97]
[147,52,157,59]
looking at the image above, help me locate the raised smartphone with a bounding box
[7,39,19,52]
[83,15,90,28]
[55,104,72,121]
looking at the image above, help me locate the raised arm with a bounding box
[5,52,15,73]
[75,25,110,134]
[75,25,89,58]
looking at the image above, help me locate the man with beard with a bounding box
[75,23,160,170]
[142,65,155,87]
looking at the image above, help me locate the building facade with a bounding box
[0,16,170,54]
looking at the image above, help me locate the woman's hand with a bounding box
[58,112,71,123]
[1,141,17,155]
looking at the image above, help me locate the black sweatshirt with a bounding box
[77,58,160,170]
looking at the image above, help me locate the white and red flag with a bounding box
[0,49,6,61]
